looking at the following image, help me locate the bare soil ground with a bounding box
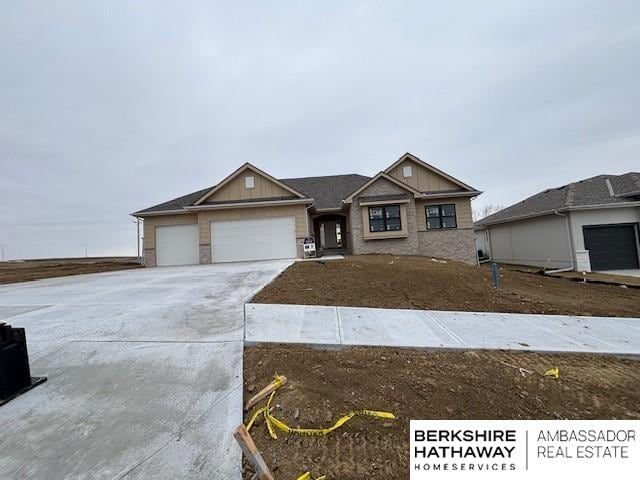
[243,345,640,480]
[0,257,142,284]
[252,255,640,317]
[551,269,640,287]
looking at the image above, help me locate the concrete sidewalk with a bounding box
[245,304,640,355]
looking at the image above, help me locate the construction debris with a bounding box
[245,376,395,440]
[233,424,274,480]
[239,373,395,478]
[544,367,560,379]
[499,360,534,378]
[245,374,287,411]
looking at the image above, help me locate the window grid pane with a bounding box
[368,205,402,232]
[426,204,456,230]
[385,206,400,219]
[369,207,383,219]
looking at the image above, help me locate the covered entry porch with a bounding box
[311,213,349,255]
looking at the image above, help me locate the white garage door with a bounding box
[155,224,199,266]
[211,217,297,263]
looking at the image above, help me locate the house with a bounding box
[474,173,640,272]
[132,153,481,267]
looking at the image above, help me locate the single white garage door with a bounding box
[211,217,297,263]
[155,224,199,266]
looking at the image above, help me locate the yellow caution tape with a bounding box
[265,409,395,437]
[544,367,559,379]
[296,473,326,480]
[244,373,396,440]
[273,374,286,389]
[246,406,267,431]
[265,391,278,439]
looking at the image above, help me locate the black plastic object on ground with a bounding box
[0,323,47,406]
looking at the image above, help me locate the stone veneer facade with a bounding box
[417,228,476,264]
[348,178,477,264]
[349,178,420,256]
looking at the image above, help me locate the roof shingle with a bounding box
[280,174,370,210]
[133,174,370,215]
[476,172,640,226]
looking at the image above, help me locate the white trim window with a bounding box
[244,175,255,189]
[402,165,412,177]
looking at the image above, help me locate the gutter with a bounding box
[421,190,483,199]
[544,210,575,274]
[130,209,191,218]
[183,198,314,211]
[479,201,640,228]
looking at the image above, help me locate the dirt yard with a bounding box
[252,255,640,317]
[243,345,640,479]
[0,257,142,284]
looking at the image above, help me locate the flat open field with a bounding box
[243,345,640,479]
[0,257,142,284]
[252,255,640,317]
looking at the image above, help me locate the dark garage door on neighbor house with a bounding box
[583,224,640,270]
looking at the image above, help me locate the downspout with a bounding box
[545,210,575,274]
[305,203,314,238]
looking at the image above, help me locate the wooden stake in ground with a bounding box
[244,375,287,411]
[233,424,274,480]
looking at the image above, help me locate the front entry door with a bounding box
[314,215,346,252]
[320,221,340,248]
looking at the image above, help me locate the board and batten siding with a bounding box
[415,197,473,231]
[203,172,292,202]
[487,214,572,268]
[387,160,460,192]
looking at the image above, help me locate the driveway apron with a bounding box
[0,260,291,480]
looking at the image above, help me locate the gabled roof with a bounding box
[385,152,478,192]
[342,172,424,204]
[132,186,214,215]
[193,162,307,205]
[280,174,370,210]
[476,172,640,227]
[132,153,480,216]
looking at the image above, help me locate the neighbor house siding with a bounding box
[387,160,460,192]
[197,204,309,263]
[142,213,198,267]
[203,172,292,202]
[475,228,491,257]
[568,207,640,252]
[487,214,572,268]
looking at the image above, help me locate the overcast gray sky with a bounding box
[1,1,639,259]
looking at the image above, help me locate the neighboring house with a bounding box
[132,153,481,267]
[474,173,640,272]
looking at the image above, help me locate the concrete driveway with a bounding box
[598,269,640,278]
[0,260,291,480]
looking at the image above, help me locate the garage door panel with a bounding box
[211,217,296,263]
[584,224,639,270]
[156,224,199,266]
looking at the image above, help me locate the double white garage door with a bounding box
[155,217,297,266]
